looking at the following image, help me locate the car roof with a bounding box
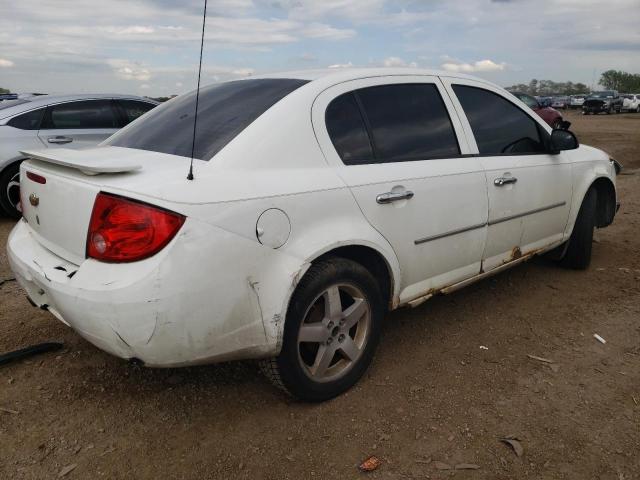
[0,93,158,120]
[252,67,484,83]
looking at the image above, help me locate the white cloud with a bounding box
[328,62,354,69]
[0,58,15,67]
[302,23,356,40]
[139,83,151,90]
[108,59,152,81]
[383,56,417,68]
[441,59,506,73]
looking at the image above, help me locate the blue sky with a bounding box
[1,0,639,96]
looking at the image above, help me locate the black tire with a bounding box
[261,258,384,402]
[559,188,597,269]
[0,162,22,219]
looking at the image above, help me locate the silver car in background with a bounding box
[0,94,158,217]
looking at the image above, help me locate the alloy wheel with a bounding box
[297,283,371,383]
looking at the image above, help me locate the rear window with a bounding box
[106,79,309,160]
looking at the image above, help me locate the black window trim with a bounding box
[329,82,463,166]
[451,83,555,158]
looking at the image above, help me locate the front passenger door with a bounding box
[443,79,572,271]
[37,99,120,149]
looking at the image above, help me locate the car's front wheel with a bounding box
[261,258,383,402]
[0,163,21,219]
[558,188,597,270]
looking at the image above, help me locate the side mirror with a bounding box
[550,129,579,153]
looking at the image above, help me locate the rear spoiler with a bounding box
[20,148,142,176]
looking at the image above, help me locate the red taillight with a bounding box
[87,193,185,263]
[26,171,46,184]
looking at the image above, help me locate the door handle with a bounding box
[376,190,414,204]
[47,136,73,144]
[494,176,518,187]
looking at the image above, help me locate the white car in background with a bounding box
[7,69,618,401]
[0,94,158,217]
[621,94,640,112]
[570,95,587,109]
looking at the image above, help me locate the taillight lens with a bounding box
[87,192,185,263]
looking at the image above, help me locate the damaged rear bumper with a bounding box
[7,218,303,367]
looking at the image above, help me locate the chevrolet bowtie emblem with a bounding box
[29,193,39,207]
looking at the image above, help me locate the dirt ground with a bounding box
[1,110,639,480]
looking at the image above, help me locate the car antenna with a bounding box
[187,0,208,181]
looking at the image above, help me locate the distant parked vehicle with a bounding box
[621,94,640,112]
[582,91,623,115]
[0,94,158,217]
[512,92,566,129]
[0,93,18,102]
[551,96,570,109]
[570,95,587,109]
[535,96,553,107]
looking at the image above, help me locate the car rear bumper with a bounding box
[7,218,296,367]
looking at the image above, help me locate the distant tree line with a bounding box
[599,70,640,92]
[0,87,10,94]
[506,79,589,96]
[507,70,640,96]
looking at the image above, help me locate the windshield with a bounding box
[590,91,615,98]
[106,78,309,160]
[0,99,30,110]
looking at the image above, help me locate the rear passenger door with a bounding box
[37,99,120,149]
[443,78,572,271]
[313,76,488,304]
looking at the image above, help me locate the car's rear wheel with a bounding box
[0,163,21,219]
[558,188,597,270]
[261,258,383,402]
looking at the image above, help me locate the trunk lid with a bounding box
[18,146,194,265]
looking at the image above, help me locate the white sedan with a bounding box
[0,94,158,217]
[7,68,618,401]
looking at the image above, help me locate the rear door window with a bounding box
[116,100,156,125]
[106,79,309,160]
[452,85,546,155]
[7,108,45,130]
[325,83,460,165]
[42,100,119,129]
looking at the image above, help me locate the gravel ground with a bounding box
[1,110,639,479]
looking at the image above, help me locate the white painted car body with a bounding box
[0,94,158,215]
[7,68,618,367]
[622,94,640,112]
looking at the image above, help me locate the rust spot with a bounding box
[511,246,522,260]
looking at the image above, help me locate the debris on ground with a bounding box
[594,334,607,344]
[527,354,554,364]
[358,455,382,472]
[455,463,480,470]
[433,461,452,470]
[500,435,524,457]
[0,342,64,366]
[0,407,19,414]
[0,277,16,287]
[479,345,489,350]
[58,464,77,477]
